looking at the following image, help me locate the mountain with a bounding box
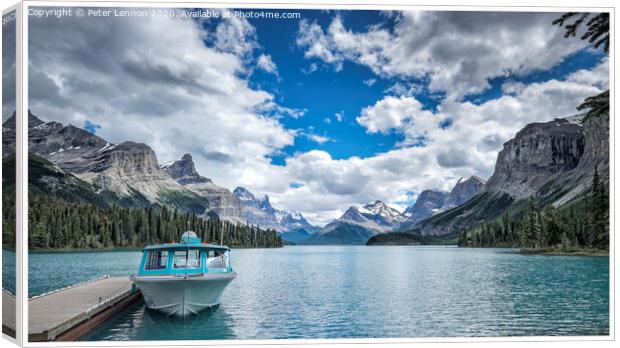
[3,111,47,157]
[402,189,448,224]
[4,153,108,206]
[3,111,210,214]
[445,176,486,207]
[341,200,405,231]
[412,114,608,237]
[413,191,515,236]
[485,116,585,198]
[233,187,279,229]
[305,200,405,245]
[548,113,609,206]
[232,186,315,233]
[305,221,376,245]
[160,154,315,234]
[277,227,317,245]
[162,153,242,220]
[401,176,485,227]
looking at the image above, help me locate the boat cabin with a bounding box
[137,231,231,276]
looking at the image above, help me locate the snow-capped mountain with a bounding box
[340,200,405,231]
[306,200,405,245]
[233,187,314,232]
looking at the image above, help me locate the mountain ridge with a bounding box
[3,111,210,214]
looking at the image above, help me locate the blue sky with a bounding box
[26,8,609,225]
[233,10,605,163]
[233,10,409,163]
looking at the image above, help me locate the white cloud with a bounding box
[28,12,295,193]
[501,81,527,95]
[212,14,257,59]
[334,111,344,122]
[357,96,437,143]
[257,54,278,75]
[566,57,609,90]
[26,10,608,227]
[296,19,344,70]
[363,78,376,87]
[275,60,607,225]
[296,12,588,100]
[258,101,307,119]
[305,133,331,144]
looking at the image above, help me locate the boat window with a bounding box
[206,250,227,271]
[173,250,201,269]
[145,251,168,270]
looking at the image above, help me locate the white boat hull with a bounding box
[131,272,236,317]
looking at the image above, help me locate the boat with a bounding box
[130,231,236,317]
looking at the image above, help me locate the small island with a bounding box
[366,232,428,246]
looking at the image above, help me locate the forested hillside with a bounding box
[1,154,282,250]
[459,166,609,252]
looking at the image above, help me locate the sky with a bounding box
[16,7,609,226]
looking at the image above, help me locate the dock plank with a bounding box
[28,276,135,341]
[3,276,138,341]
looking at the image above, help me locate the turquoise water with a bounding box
[2,249,16,294]
[27,246,609,339]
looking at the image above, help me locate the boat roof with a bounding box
[142,231,230,252]
[143,243,230,252]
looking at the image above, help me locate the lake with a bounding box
[24,246,609,340]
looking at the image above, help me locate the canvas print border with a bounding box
[0,0,615,346]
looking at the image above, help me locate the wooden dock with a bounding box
[3,276,141,341]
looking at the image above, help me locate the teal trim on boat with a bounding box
[136,232,232,277]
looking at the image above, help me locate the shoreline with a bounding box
[463,246,608,257]
[519,248,609,257]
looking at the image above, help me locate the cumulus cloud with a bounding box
[357,96,437,144]
[26,9,608,227]
[296,12,588,99]
[212,14,257,59]
[566,57,609,90]
[27,10,295,193]
[276,60,607,224]
[304,133,331,144]
[257,54,278,75]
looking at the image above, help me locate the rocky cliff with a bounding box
[73,141,193,204]
[403,190,448,224]
[551,113,609,205]
[232,186,314,232]
[161,153,206,185]
[413,113,608,237]
[162,153,243,220]
[485,117,585,198]
[402,176,485,226]
[445,176,486,207]
[5,111,209,213]
[233,187,280,229]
